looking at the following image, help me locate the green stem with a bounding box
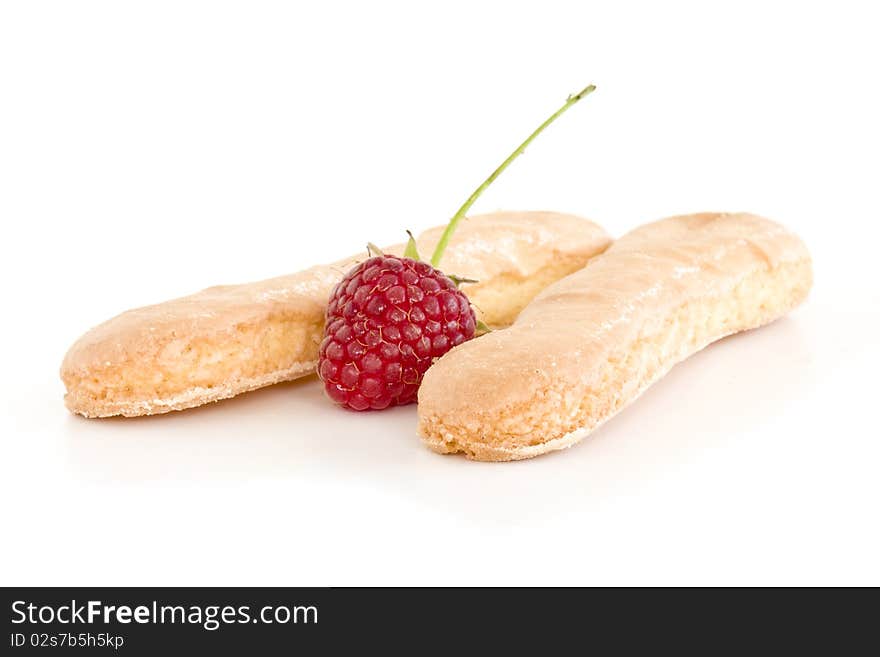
[430,83,596,267]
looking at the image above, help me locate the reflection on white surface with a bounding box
[4,294,873,586]
[64,314,812,519]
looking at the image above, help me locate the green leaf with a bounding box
[448,274,479,287]
[367,242,385,257]
[403,230,421,261]
[475,319,492,334]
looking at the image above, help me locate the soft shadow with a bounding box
[323,316,816,524]
[65,317,814,526]
[64,374,420,482]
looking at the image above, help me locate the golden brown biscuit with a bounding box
[417,213,813,460]
[62,211,611,417]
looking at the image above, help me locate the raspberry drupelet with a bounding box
[318,255,476,410]
[316,83,596,410]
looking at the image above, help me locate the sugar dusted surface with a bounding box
[417,213,814,461]
[61,211,611,417]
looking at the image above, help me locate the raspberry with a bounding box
[318,255,476,410]
[315,83,595,411]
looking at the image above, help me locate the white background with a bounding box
[1,1,878,586]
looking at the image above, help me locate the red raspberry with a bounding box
[315,83,595,409]
[318,255,476,410]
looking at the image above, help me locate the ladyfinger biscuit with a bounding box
[61,211,611,418]
[417,212,813,461]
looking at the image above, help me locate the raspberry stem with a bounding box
[429,83,596,267]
